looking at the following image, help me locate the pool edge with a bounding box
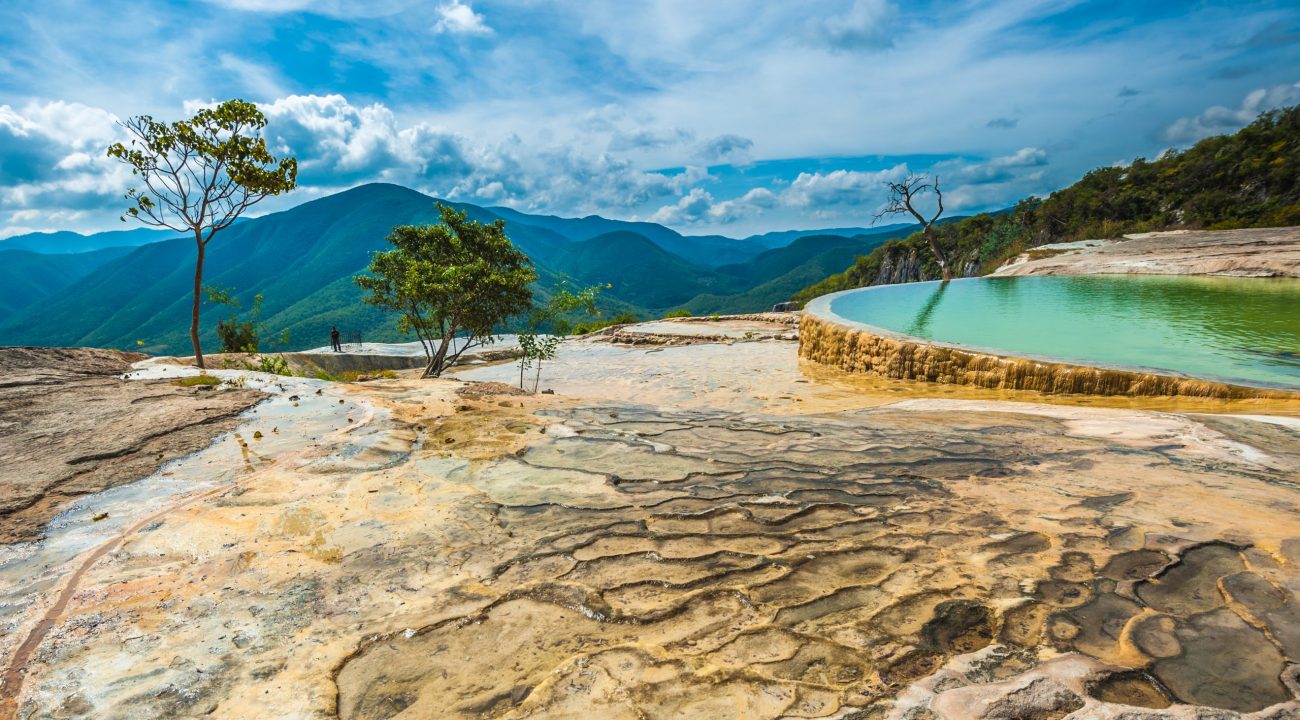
[800,286,1300,400]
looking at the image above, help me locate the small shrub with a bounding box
[662,309,691,319]
[216,316,258,353]
[241,354,294,376]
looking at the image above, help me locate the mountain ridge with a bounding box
[0,183,902,353]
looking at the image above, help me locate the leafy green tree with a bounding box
[107,100,297,369]
[517,284,602,392]
[356,204,536,378]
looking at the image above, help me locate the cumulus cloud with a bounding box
[696,134,755,163]
[607,127,694,152]
[0,101,129,223]
[0,94,726,235]
[647,165,912,226]
[261,94,707,213]
[933,147,1047,186]
[1162,81,1300,144]
[782,165,909,211]
[433,0,492,35]
[806,0,896,51]
[649,187,777,225]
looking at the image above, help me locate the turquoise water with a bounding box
[826,276,1300,389]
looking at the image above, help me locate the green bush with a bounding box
[216,316,258,353]
[662,309,692,319]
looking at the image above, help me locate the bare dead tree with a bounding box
[875,174,951,281]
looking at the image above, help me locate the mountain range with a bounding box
[0,183,910,353]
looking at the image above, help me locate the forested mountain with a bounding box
[0,246,135,315]
[796,105,1300,302]
[0,183,903,353]
[0,227,177,254]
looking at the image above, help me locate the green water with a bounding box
[827,275,1300,389]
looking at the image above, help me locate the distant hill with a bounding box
[734,224,911,249]
[487,206,765,267]
[0,227,178,254]
[795,104,1300,302]
[0,246,136,315]
[685,234,901,315]
[0,183,887,353]
[547,231,744,308]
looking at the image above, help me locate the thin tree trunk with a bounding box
[922,228,952,281]
[191,233,206,369]
[533,360,542,393]
[423,324,457,378]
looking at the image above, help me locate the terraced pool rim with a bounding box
[801,278,1300,398]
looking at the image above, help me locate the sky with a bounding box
[1,0,1299,240]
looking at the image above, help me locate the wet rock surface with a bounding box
[4,342,1300,719]
[0,347,261,543]
[327,403,1300,719]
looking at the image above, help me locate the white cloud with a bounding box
[1162,81,1300,144]
[260,94,706,213]
[433,1,492,35]
[782,165,910,212]
[806,0,896,51]
[607,127,694,152]
[647,165,918,227]
[696,134,755,163]
[0,101,128,220]
[648,187,777,225]
[988,147,1047,168]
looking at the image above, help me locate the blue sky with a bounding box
[1,0,1298,239]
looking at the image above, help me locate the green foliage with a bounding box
[518,283,602,391]
[796,104,1300,301]
[572,311,639,335]
[216,316,259,354]
[106,99,297,369]
[252,354,292,376]
[205,287,290,354]
[356,203,536,377]
[662,309,692,318]
[107,100,298,228]
[174,374,221,387]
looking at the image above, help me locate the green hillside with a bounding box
[684,234,897,315]
[486,207,764,267]
[548,231,743,309]
[796,105,1300,302]
[0,183,881,353]
[0,246,135,315]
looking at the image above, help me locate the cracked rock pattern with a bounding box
[332,404,1300,719]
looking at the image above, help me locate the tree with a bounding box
[876,174,951,280]
[206,285,288,353]
[516,284,601,392]
[107,99,297,369]
[356,204,537,378]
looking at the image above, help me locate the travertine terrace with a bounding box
[2,321,1299,718]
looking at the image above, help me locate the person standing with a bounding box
[330,326,342,353]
